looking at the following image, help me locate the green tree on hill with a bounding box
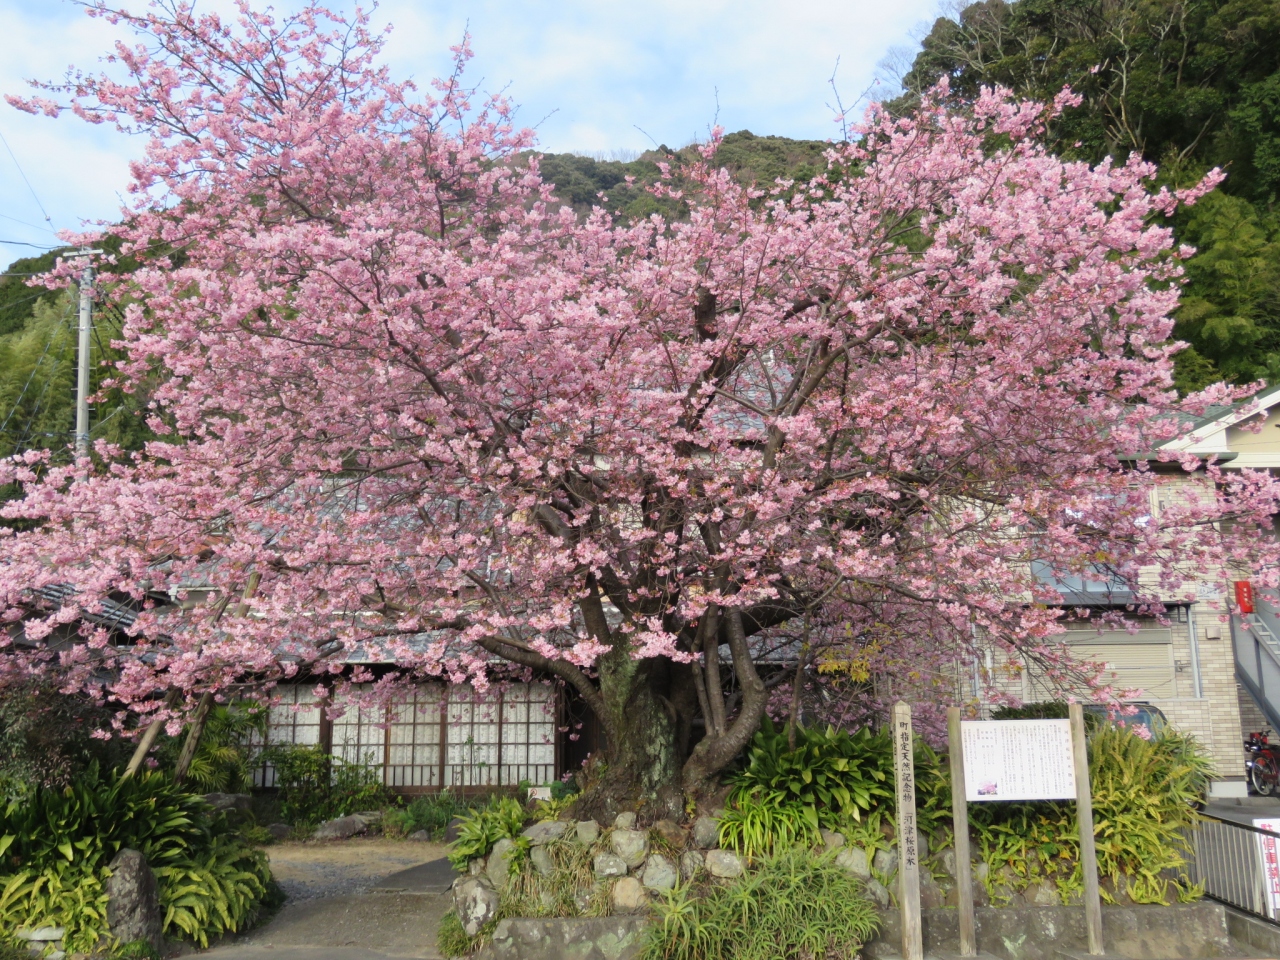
[894,0,1280,391]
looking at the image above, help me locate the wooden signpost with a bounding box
[894,702,1105,960]
[893,701,924,960]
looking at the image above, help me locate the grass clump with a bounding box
[500,836,611,918]
[642,847,879,960]
[437,910,494,958]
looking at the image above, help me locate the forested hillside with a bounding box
[893,0,1280,391]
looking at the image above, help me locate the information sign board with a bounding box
[960,718,1076,802]
[1256,818,1280,919]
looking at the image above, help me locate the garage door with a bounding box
[1026,628,1175,700]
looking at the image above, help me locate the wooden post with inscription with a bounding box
[893,701,924,960]
[947,706,977,957]
[1069,702,1104,956]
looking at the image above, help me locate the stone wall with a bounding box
[477,902,1235,960]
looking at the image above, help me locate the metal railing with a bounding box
[1186,813,1280,921]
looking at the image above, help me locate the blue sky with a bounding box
[0,0,943,269]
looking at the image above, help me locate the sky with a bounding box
[0,0,943,270]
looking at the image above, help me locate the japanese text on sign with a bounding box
[895,714,918,869]
[1256,818,1280,919]
[960,719,1076,802]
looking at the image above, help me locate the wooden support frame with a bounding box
[947,706,977,957]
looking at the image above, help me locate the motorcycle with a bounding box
[1246,730,1280,796]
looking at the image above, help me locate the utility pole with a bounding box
[73,249,103,458]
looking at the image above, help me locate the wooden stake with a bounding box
[893,701,924,960]
[948,706,977,957]
[173,691,215,783]
[1069,702,1104,956]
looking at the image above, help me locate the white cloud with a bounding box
[1,0,942,268]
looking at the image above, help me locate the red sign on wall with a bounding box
[1237,580,1256,614]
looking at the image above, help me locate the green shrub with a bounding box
[258,743,395,826]
[447,797,528,869]
[389,791,478,839]
[717,795,818,859]
[730,718,894,830]
[0,766,273,949]
[155,703,265,793]
[0,763,210,872]
[155,838,271,946]
[642,847,879,960]
[970,722,1211,905]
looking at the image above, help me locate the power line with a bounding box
[0,212,58,235]
[0,126,55,230]
[0,239,58,249]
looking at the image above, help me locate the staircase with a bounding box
[1235,592,1280,732]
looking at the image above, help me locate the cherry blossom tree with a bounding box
[5,1,1280,814]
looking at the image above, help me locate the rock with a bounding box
[974,861,990,884]
[820,829,845,850]
[522,820,570,845]
[105,849,163,953]
[407,829,431,842]
[486,838,517,890]
[593,853,628,878]
[575,820,601,845]
[452,875,500,937]
[15,928,64,941]
[866,878,892,908]
[613,811,637,831]
[468,858,486,876]
[354,809,383,825]
[313,814,368,840]
[835,845,870,879]
[692,816,720,849]
[641,854,678,891]
[530,844,556,877]
[873,847,898,877]
[679,849,704,881]
[938,847,956,878]
[705,849,743,879]
[920,873,946,909]
[611,876,648,914]
[203,792,252,815]
[611,829,649,869]
[444,817,465,844]
[266,822,292,841]
[651,819,685,848]
[1025,879,1060,906]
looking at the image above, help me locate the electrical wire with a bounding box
[0,126,55,230]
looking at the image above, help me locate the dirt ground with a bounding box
[195,837,455,960]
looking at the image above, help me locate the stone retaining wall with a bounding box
[477,902,1235,960]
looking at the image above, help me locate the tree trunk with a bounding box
[579,646,682,822]
[173,691,215,784]
[122,689,181,779]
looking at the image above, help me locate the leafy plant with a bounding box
[0,763,210,873]
[258,743,395,826]
[383,791,480,840]
[730,718,894,830]
[0,766,275,949]
[155,838,271,947]
[447,796,528,869]
[0,862,110,954]
[642,847,879,960]
[717,795,819,860]
[156,703,266,793]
